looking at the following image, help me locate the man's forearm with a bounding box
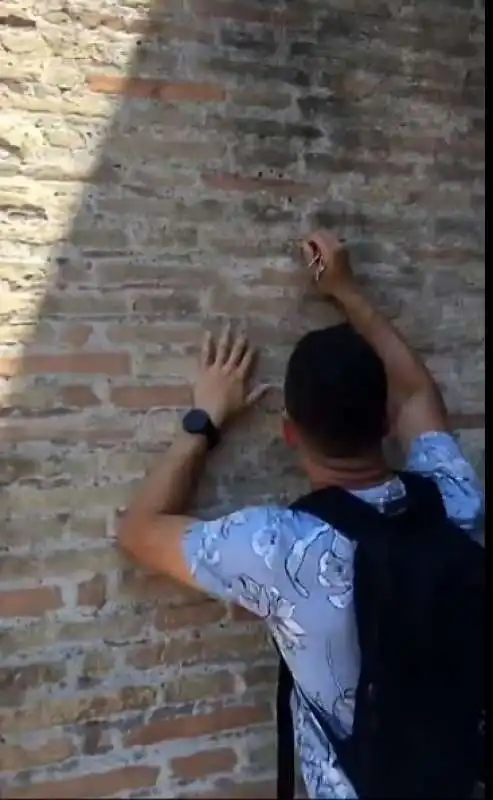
[123,432,207,523]
[333,283,446,417]
[117,430,208,587]
[118,323,266,566]
[301,230,448,444]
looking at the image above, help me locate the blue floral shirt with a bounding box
[182,432,484,799]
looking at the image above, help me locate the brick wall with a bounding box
[0,0,484,797]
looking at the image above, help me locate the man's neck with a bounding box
[303,451,393,492]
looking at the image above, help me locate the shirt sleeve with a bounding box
[182,505,297,617]
[406,431,484,534]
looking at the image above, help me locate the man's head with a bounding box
[283,324,388,461]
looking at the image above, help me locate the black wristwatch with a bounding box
[182,408,220,451]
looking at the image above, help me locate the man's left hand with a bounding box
[193,324,268,428]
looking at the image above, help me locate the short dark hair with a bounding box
[284,323,388,458]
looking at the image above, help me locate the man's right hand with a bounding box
[301,230,356,299]
[300,229,449,449]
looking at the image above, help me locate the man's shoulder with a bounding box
[406,431,484,533]
[212,504,331,547]
[182,503,337,609]
[184,502,338,574]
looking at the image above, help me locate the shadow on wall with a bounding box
[0,0,485,796]
[1,0,486,462]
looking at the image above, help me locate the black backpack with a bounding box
[277,471,484,799]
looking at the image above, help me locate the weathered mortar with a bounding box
[0,0,484,797]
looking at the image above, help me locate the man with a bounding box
[118,231,484,799]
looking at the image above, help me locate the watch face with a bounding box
[183,408,210,435]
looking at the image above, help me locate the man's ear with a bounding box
[282,415,299,449]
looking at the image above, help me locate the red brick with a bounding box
[249,267,301,288]
[125,704,272,746]
[127,629,270,671]
[0,686,158,732]
[407,247,484,266]
[0,739,75,772]
[0,586,62,617]
[105,323,200,346]
[243,664,278,688]
[155,600,226,631]
[0,662,66,697]
[87,75,225,102]
[110,384,191,408]
[202,172,310,196]
[132,291,200,316]
[184,778,277,799]
[59,385,101,407]
[82,721,112,755]
[164,670,236,704]
[0,14,36,28]
[65,10,137,32]
[120,569,202,603]
[0,550,117,583]
[0,420,131,444]
[209,289,292,318]
[77,574,106,608]
[390,133,483,159]
[230,88,292,110]
[60,324,93,347]
[4,766,159,799]
[451,412,485,430]
[0,455,37,483]
[188,0,303,25]
[0,352,130,377]
[171,747,237,781]
[131,20,215,44]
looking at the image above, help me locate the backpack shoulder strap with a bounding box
[277,487,391,800]
[291,472,447,540]
[290,484,392,541]
[395,470,447,522]
[275,641,296,800]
